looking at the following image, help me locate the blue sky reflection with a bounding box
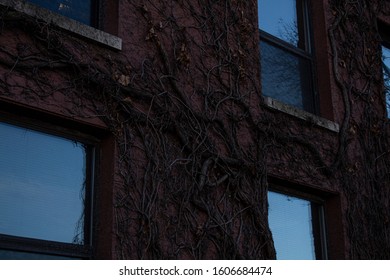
[26,0,92,25]
[258,0,298,46]
[268,191,315,260]
[0,122,86,244]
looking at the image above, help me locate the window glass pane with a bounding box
[26,0,92,25]
[268,191,315,260]
[260,40,312,110]
[382,45,390,118]
[0,249,80,260]
[0,122,87,244]
[258,0,299,46]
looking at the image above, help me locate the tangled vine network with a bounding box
[0,0,389,259]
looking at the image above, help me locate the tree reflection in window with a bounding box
[258,0,299,46]
[260,40,312,110]
[258,0,315,112]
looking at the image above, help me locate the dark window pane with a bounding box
[258,0,299,46]
[260,40,313,110]
[0,249,80,260]
[0,122,87,244]
[268,191,315,260]
[26,0,92,25]
[382,45,390,118]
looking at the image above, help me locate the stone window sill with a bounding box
[0,0,122,50]
[263,97,340,133]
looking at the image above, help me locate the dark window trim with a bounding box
[269,184,325,204]
[84,145,96,248]
[383,40,390,50]
[0,234,91,259]
[379,21,390,46]
[90,0,100,28]
[0,115,100,147]
[0,100,106,141]
[259,30,312,59]
[0,108,102,259]
[311,202,328,260]
[297,0,311,52]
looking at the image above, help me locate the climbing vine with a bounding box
[0,0,389,259]
[329,0,390,259]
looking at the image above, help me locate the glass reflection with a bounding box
[0,249,79,260]
[382,45,390,118]
[258,0,299,46]
[268,191,315,260]
[0,122,86,244]
[26,0,92,25]
[260,40,312,109]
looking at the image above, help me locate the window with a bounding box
[268,190,327,259]
[258,0,316,113]
[26,0,98,26]
[2,0,122,50]
[379,23,390,118]
[0,119,96,259]
[382,43,390,118]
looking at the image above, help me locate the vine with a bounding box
[0,0,389,259]
[329,0,390,259]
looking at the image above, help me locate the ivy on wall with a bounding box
[0,0,389,259]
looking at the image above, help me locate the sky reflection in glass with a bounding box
[0,249,78,260]
[260,40,311,109]
[258,0,298,46]
[0,122,86,244]
[26,0,92,25]
[268,191,315,260]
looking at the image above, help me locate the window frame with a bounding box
[0,111,99,259]
[379,23,390,118]
[91,0,100,28]
[268,185,328,260]
[258,0,317,113]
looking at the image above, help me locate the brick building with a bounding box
[0,0,389,259]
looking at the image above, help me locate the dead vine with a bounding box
[0,0,389,259]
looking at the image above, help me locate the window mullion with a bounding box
[260,31,312,59]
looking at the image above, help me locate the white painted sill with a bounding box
[0,0,122,50]
[263,97,340,133]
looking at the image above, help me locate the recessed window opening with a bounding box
[258,0,316,113]
[0,119,96,259]
[268,189,327,260]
